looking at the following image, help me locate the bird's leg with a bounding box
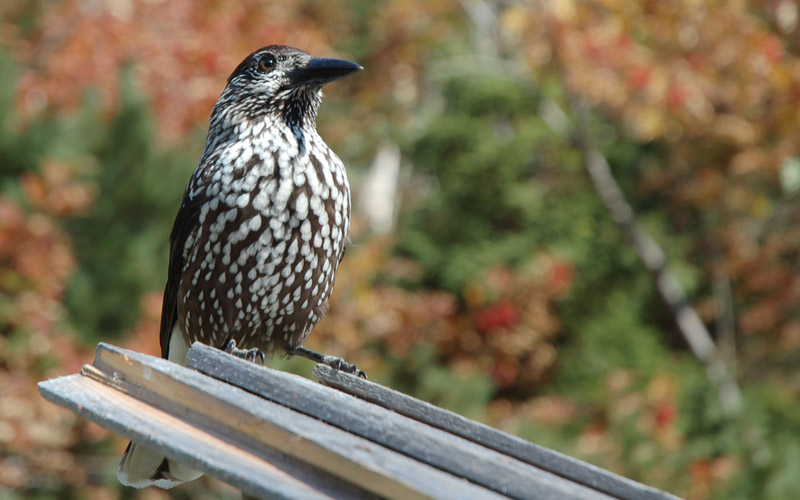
[224,339,266,364]
[291,346,367,379]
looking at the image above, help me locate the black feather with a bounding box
[159,186,205,358]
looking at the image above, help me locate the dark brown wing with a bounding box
[159,185,205,359]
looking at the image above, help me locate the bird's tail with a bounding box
[117,440,202,489]
[117,326,201,489]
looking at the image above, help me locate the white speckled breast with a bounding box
[177,115,350,352]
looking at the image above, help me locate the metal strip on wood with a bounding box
[311,364,679,500]
[187,342,617,500]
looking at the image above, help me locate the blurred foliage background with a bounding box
[3,1,800,499]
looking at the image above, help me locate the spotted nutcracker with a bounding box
[118,45,363,489]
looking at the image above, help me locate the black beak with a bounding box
[288,57,363,88]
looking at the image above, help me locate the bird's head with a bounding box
[212,45,362,131]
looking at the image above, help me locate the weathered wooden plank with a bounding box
[93,343,506,500]
[38,374,363,500]
[312,365,680,500]
[187,342,617,500]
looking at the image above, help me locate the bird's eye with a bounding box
[258,55,276,72]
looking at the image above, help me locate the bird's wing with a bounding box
[159,182,206,359]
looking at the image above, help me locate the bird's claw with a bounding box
[321,354,367,379]
[224,339,266,364]
[290,345,367,378]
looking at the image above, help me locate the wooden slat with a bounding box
[187,342,616,500]
[38,374,363,500]
[312,365,680,500]
[91,343,504,500]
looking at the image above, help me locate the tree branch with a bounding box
[567,95,743,416]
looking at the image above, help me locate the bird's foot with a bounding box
[224,339,266,364]
[291,345,367,379]
[320,354,368,379]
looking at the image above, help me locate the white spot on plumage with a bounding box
[300,219,312,241]
[320,166,335,198]
[275,177,294,210]
[249,215,261,232]
[253,190,269,211]
[306,167,321,196]
[309,195,323,216]
[270,218,284,240]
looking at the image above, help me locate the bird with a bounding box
[118,44,363,489]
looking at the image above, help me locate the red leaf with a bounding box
[475,302,519,334]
